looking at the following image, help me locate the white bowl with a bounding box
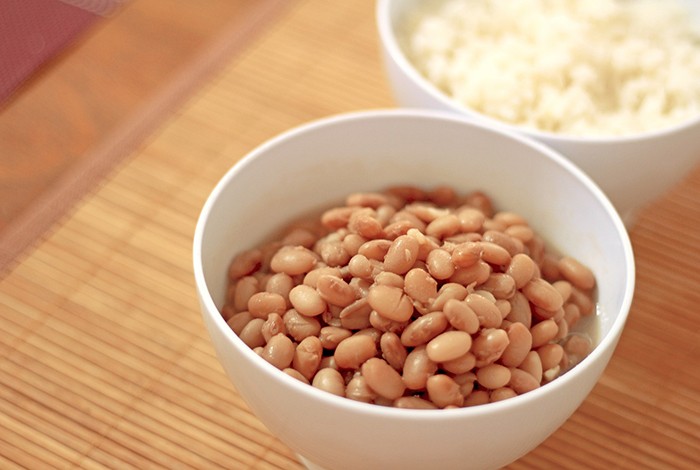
[376,0,700,224]
[193,109,635,470]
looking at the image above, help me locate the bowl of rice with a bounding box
[377,0,700,224]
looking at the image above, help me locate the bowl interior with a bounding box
[197,109,633,359]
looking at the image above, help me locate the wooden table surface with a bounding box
[1,1,699,468]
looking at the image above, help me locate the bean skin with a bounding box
[293,336,323,381]
[402,345,438,390]
[334,335,378,369]
[380,332,408,371]
[426,331,472,363]
[362,358,406,400]
[367,284,414,322]
[400,311,448,347]
[426,374,464,408]
[558,256,596,290]
[261,333,295,370]
[289,284,327,317]
[384,235,420,275]
[500,322,533,367]
[312,368,346,397]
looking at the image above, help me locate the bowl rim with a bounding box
[192,108,636,421]
[375,0,700,144]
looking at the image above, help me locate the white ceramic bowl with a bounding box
[193,110,635,470]
[376,0,700,224]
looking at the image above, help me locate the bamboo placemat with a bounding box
[1,0,699,469]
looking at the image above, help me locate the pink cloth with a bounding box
[0,0,102,104]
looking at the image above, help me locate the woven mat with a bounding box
[1,0,699,468]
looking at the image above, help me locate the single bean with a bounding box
[233,276,260,312]
[441,351,477,375]
[403,268,438,305]
[530,319,559,348]
[406,228,439,261]
[509,367,541,394]
[457,207,485,233]
[464,390,490,407]
[289,284,327,317]
[342,233,367,257]
[482,230,520,256]
[400,311,448,347]
[368,310,407,333]
[229,248,262,280]
[384,235,420,275]
[374,271,405,289]
[394,396,438,410]
[552,280,573,304]
[426,248,456,280]
[428,185,458,206]
[380,332,408,371]
[270,245,318,275]
[563,303,582,329]
[367,284,414,322]
[303,266,343,288]
[472,328,510,367]
[405,202,449,222]
[452,372,477,397]
[558,256,596,290]
[426,374,464,408]
[312,368,346,397]
[479,273,516,299]
[402,345,438,390]
[466,293,502,328]
[283,309,322,342]
[451,241,482,268]
[495,299,511,318]
[238,318,266,349]
[362,358,406,400]
[443,298,480,334]
[264,273,294,307]
[293,336,323,380]
[348,254,373,279]
[227,311,253,335]
[321,206,355,229]
[348,208,384,239]
[334,334,378,369]
[537,343,564,371]
[345,374,376,403]
[569,287,595,316]
[506,291,532,328]
[426,214,461,239]
[490,387,518,402]
[281,227,318,248]
[476,364,512,390]
[500,322,533,367]
[430,283,468,311]
[316,275,356,307]
[383,220,414,239]
[479,241,512,266]
[540,253,561,282]
[248,292,287,319]
[506,253,537,289]
[563,333,593,366]
[358,239,392,261]
[518,351,543,383]
[522,278,564,312]
[339,298,373,330]
[426,331,472,363]
[319,326,352,350]
[449,260,491,286]
[261,333,295,370]
[504,224,534,243]
[261,313,287,343]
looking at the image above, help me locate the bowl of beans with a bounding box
[193,109,635,470]
[376,0,700,224]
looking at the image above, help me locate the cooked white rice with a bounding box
[399,0,700,136]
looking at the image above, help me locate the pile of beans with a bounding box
[222,186,596,409]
